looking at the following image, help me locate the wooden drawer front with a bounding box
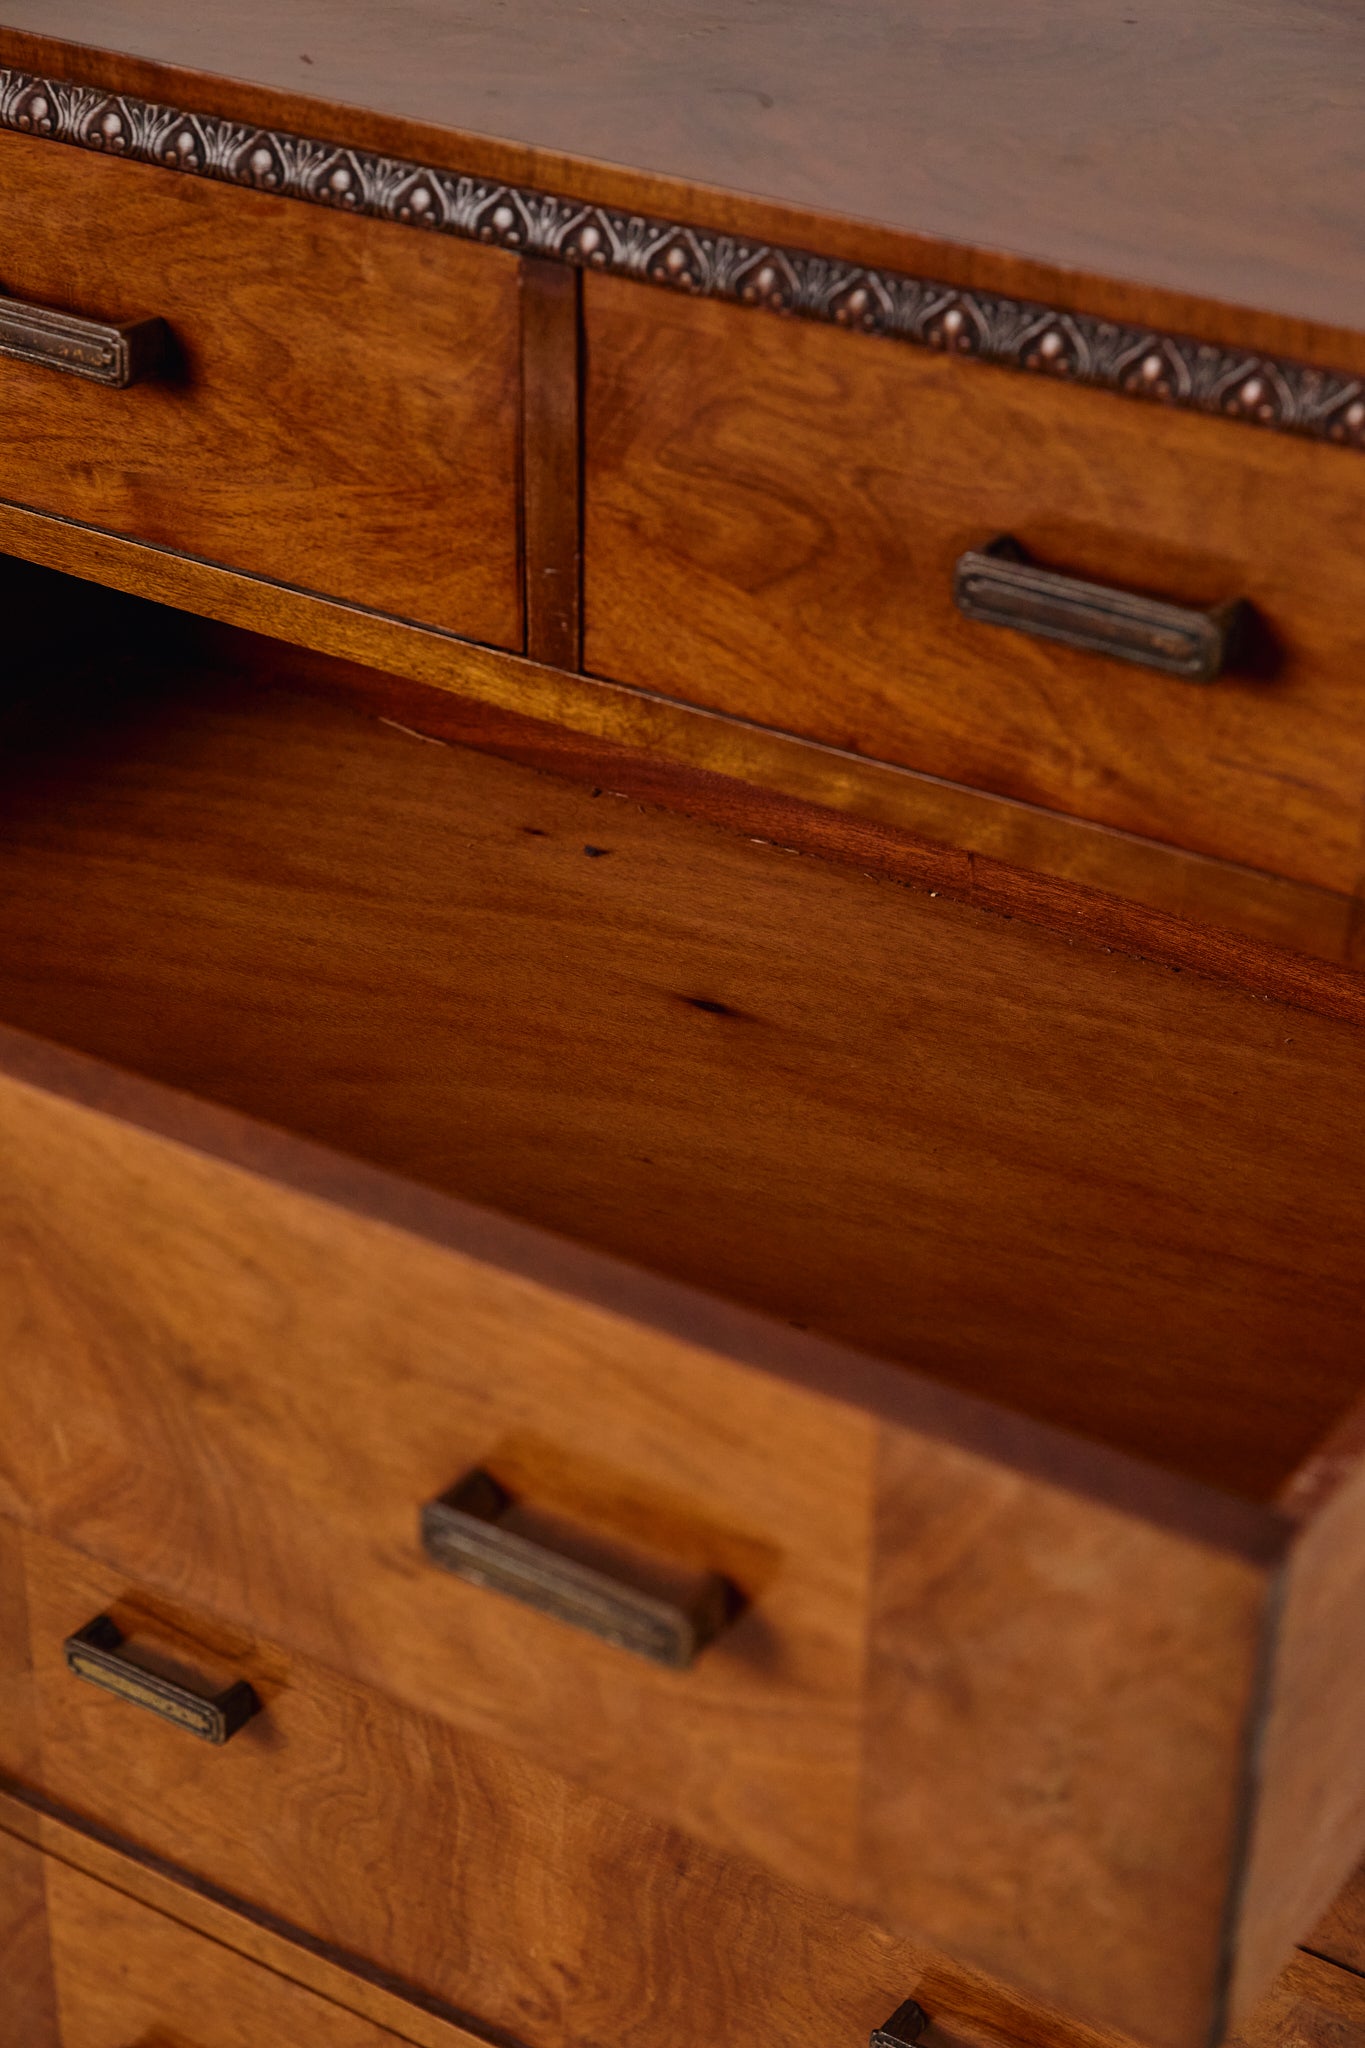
[0,1037,1295,2048]
[0,1054,872,1913]
[8,1809,1365,2048]
[9,1841,413,2048]
[583,275,1365,897]
[0,130,522,647]
[1,1524,1053,2048]
[0,1824,56,2042]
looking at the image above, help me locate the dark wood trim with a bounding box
[519,258,583,670]
[2,61,1363,452]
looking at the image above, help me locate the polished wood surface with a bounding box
[0,1827,59,2045]
[2,1524,1151,2048]
[0,650,1361,1498]
[3,509,1362,985]
[1233,1954,1365,2048]
[860,1427,1265,2045]
[0,1786,492,2048]
[0,128,523,647]
[1307,1860,1365,1976]
[585,276,1365,898]
[0,1038,873,1906]
[1234,1458,1365,2017]
[44,1854,415,2048]
[0,1026,1291,2041]
[0,1516,39,1782]
[1,13,1362,2047]
[7,1781,1365,2048]
[233,625,1365,1005]
[0,643,1362,2029]
[6,3,1365,350]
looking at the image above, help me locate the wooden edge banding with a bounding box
[0,1019,1291,1563]
[1,62,1363,449]
[1214,1557,1291,2043]
[1225,1462,1365,2027]
[0,497,1361,1023]
[0,1777,511,2048]
[519,257,583,669]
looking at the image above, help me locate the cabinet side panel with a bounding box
[1232,1461,1365,2025]
[865,1424,1271,2048]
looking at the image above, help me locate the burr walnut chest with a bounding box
[2,8,1365,2048]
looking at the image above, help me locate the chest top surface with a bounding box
[4,0,1365,340]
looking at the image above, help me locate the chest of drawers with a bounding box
[1,10,1364,2048]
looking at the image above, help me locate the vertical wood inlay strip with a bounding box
[520,257,583,670]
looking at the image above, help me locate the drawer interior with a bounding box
[3,556,1364,1504]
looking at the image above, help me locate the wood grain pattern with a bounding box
[0,1044,872,1909]
[1232,1461,1365,2023]
[1307,1862,1365,1978]
[0,918,1338,2042]
[0,127,523,647]
[8,1781,1365,2048]
[0,1785,500,2048]
[4,62,1363,465]
[0,1826,59,2045]
[0,1052,1291,2042]
[4,3,1365,356]
[0,659,1361,1499]
[520,257,582,670]
[227,623,1365,1007]
[865,1424,1269,2046]
[0,1793,1137,2048]
[0,625,1361,2032]
[0,1516,40,1780]
[1231,1953,1365,2048]
[1,501,1362,989]
[44,1855,417,2048]
[3,1525,1144,2048]
[584,276,1365,898]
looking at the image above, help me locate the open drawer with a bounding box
[1,560,1364,2048]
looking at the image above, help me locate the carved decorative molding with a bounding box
[3,63,1363,451]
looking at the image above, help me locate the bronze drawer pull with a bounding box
[421,1470,737,1669]
[954,535,1245,680]
[871,2001,929,2047]
[63,1615,261,1744]
[0,292,166,386]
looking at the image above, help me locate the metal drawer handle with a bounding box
[421,1469,738,1669]
[0,291,167,387]
[64,1615,261,1744]
[872,2002,929,2048]
[954,534,1246,680]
